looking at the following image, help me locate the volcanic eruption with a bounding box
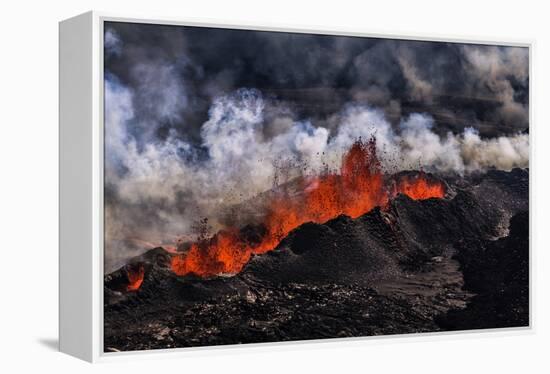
[104,135,528,352]
[103,21,529,352]
[170,138,446,278]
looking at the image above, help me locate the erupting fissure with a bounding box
[170,138,446,279]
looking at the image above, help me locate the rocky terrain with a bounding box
[104,168,529,352]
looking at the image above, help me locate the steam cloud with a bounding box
[104,23,529,271]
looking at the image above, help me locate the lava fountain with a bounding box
[171,138,446,278]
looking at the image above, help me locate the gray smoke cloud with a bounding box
[105,23,529,141]
[460,45,529,128]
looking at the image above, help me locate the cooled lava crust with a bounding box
[104,168,528,352]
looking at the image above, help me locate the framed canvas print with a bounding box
[59,11,531,362]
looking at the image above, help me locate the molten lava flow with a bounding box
[171,138,446,278]
[391,173,447,200]
[126,264,145,291]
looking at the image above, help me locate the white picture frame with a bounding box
[59,10,533,362]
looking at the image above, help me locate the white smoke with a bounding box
[325,105,528,174]
[104,86,331,270]
[104,84,529,271]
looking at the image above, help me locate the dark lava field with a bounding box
[104,168,529,352]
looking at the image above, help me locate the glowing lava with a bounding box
[390,173,446,200]
[171,138,446,278]
[126,264,145,291]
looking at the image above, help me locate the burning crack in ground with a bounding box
[169,138,446,280]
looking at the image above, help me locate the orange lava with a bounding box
[390,173,447,200]
[171,138,446,278]
[126,264,145,291]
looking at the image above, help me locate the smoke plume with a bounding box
[103,22,529,271]
[104,82,528,271]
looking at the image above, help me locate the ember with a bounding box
[171,138,446,278]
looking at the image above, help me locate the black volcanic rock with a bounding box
[449,168,528,234]
[241,209,400,286]
[104,169,529,351]
[242,185,501,286]
[437,211,529,330]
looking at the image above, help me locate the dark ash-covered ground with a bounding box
[104,169,529,352]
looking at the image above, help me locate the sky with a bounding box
[103,21,529,271]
